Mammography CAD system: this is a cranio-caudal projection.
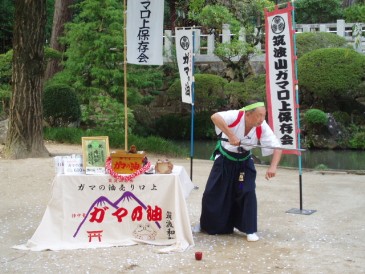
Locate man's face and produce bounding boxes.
[248,107,266,127]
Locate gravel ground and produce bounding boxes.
[1,143,364,273]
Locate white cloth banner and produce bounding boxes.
[175,28,193,104]
[14,166,195,252]
[264,3,299,155]
[127,0,164,65]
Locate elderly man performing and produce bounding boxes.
[199,102,282,242]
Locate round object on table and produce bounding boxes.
[155,159,173,174]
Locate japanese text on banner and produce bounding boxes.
[175,28,193,104]
[127,0,164,65]
[265,3,299,155]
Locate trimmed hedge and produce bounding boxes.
[296,32,348,58]
[43,84,81,127]
[304,109,328,126]
[298,48,365,112]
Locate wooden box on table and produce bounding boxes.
[110,150,146,174]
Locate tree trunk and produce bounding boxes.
[44,0,74,81]
[4,0,48,159]
[169,0,176,32]
[342,0,359,7]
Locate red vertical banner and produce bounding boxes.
[265,2,299,155]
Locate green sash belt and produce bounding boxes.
[210,140,252,162]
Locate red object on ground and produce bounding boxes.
[195,252,203,260]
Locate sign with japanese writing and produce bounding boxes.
[126,0,164,65]
[81,136,110,175]
[264,3,299,155]
[16,167,194,253]
[63,155,84,175]
[175,28,193,104]
[54,155,84,175]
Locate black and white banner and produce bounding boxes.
[265,3,299,155]
[175,28,193,104]
[127,0,164,65]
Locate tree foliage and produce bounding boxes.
[0,0,55,54]
[189,4,241,33]
[0,0,14,53]
[343,4,365,22]
[60,0,125,98]
[0,47,63,116]
[44,0,74,82]
[294,0,344,24]
[187,1,274,81]
[52,0,163,131]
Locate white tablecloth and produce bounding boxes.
[14,166,195,252]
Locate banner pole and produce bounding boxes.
[123,0,128,151]
[292,0,303,210]
[190,30,195,181]
[286,0,316,215]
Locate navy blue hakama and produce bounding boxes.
[200,151,257,235]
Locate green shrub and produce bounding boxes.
[296,32,348,58]
[304,109,328,126]
[332,111,351,125]
[43,127,188,157]
[298,48,365,111]
[349,132,365,150]
[1,48,61,86]
[0,50,13,115]
[130,105,156,137]
[314,164,329,170]
[224,81,248,109]
[81,94,135,132]
[155,114,190,140]
[1,48,64,116]
[155,111,216,140]
[241,75,266,101]
[44,127,84,144]
[44,47,63,61]
[193,74,228,111]
[223,75,266,109]
[0,50,12,85]
[167,73,228,112]
[353,112,365,125]
[128,135,188,157]
[43,84,81,127]
[194,111,216,140]
[0,85,11,116]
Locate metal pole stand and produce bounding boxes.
[286,174,316,215]
[286,208,316,215]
